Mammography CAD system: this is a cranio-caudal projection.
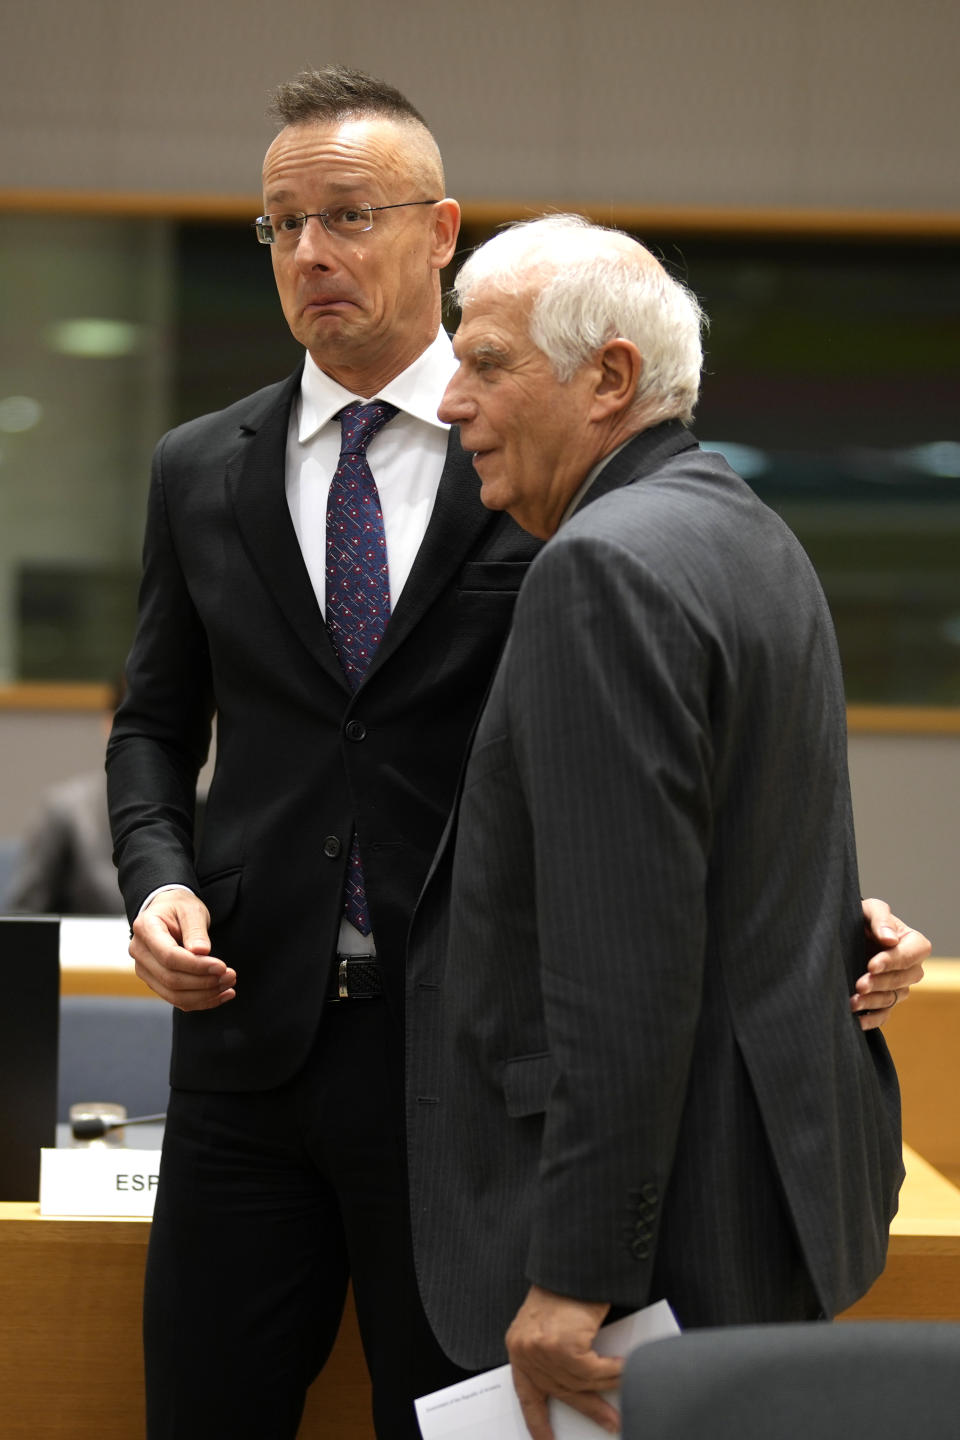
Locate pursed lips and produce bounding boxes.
[302,293,359,315]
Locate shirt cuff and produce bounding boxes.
[137,883,198,918]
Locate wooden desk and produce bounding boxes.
[28,952,957,1434]
[60,964,158,999]
[0,1204,373,1439]
[58,918,157,1001]
[840,1145,960,1321]
[2,1144,958,1436]
[883,959,960,1183]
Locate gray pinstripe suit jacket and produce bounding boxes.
[405,420,903,1371]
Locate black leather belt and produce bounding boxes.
[327,954,383,1002]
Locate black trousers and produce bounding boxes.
[144,996,470,1439]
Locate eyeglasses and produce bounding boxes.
[253,200,439,246]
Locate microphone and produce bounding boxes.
[70,1112,167,1140]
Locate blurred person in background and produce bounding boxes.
[6,679,125,915]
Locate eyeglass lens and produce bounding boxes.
[254,200,437,246]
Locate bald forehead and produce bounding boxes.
[606,231,659,269]
[262,114,443,196]
[533,229,660,278]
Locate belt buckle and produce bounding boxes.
[338,957,350,1000]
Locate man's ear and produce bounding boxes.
[590,338,642,419]
[431,199,462,270]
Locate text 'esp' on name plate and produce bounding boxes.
[39,1148,160,1217]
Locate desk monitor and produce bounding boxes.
[0,916,59,1200]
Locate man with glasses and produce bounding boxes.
[106,65,928,1440]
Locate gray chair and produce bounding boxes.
[57,994,172,1122]
[622,1321,960,1440]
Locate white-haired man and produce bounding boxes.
[405,216,907,1439]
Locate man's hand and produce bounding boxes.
[129,888,236,1010]
[506,1285,622,1439]
[852,897,930,1030]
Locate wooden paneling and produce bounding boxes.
[2,190,959,239]
[2,682,957,735]
[847,708,960,736]
[0,684,113,713]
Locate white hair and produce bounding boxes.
[453,214,706,426]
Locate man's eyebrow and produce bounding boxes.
[469,340,511,363]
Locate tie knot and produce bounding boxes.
[338,400,398,458]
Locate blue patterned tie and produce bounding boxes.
[326,399,398,935]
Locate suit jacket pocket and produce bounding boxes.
[502,1052,556,1119]
[197,866,242,924]
[459,560,530,594]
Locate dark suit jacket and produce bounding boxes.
[405,421,903,1370]
[106,366,539,1091]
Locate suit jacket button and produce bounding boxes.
[631,1239,650,1260]
[345,720,366,742]
[322,836,341,859]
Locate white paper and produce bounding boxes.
[59,915,133,972]
[415,1299,679,1439]
[39,1147,161,1216]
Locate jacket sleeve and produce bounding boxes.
[502,526,713,1304]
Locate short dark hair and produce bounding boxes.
[269,65,429,130]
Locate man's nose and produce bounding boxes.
[293,215,337,270]
[438,372,470,424]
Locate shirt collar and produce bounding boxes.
[560,437,635,527]
[297,327,457,443]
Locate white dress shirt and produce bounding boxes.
[142,329,459,958]
[285,328,458,615]
[288,328,458,955]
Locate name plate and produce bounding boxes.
[39,1148,160,1217]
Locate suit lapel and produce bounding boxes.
[226,367,348,689]
[228,401,494,689]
